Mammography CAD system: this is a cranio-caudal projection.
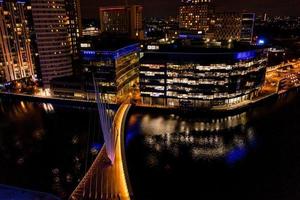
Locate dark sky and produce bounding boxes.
[81,0,299,19]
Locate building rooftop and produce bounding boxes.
[145,41,266,54]
[142,42,267,64]
[79,35,139,51]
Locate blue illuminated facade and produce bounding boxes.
[79,38,140,103]
[81,43,140,61]
[235,50,257,61]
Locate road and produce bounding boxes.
[263,60,300,94]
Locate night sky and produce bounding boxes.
[81,0,299,19]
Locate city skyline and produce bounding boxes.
[81,0,300,19]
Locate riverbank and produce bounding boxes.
[0,87,299,114]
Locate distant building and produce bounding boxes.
[0,0,35,82]
[268,48,286,67]
[51,36,140,103]
[140,43,268,108]
[83,26,100,37]
[240,13,255,43]
[65,0,82,60]
[31,0,73,87]
[214,12,242,42]
[179,0,215,32]
[99,5,144,40]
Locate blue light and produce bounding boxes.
[17,0,27,4]
[113,43,140,59]
[258,39,265,45]
[236,50,256,61]
[125,131,137,146]
[82,50,96,55]
[81,43,140,61]
[179,34,202,40]
[91,143,102,151]
[226,146,247,165]
[179,34,188,39]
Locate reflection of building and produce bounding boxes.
[65,0,82,59]
[215,12,242,42]
[127,111,255,161]
[140,44,267,108]
[240,13,255,43]
[66,36,140,103]
[179,0,215,32]
[99,5,144,40]
[0,0,35,82]
[31,0,73,87]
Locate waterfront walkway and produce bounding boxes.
[70,103,132,200]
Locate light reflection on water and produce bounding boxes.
[140,112,248,134]
[127,112,255,164]
[0,100,101,199]
[125,93,300,200]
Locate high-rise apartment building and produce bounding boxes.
[0,0,35,82]
[214,12,242,41]
[31,0,73,87]
[99,5,144,40]
[240,13,255,43]
[65,0,82,59]
[179,0,215,32]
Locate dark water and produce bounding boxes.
[0,92,299,200]
[0,100,102,199]
[125,92,300,200]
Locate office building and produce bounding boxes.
[179,0,215,32]
[140,43,268,108]
[240,13,255,43]
[51,36,140,103]
[99,5,144,40]
[31,0,73,87]
[0,0,35,82]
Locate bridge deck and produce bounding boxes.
[70,103,132,200]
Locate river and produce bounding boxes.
[0,92,299,199]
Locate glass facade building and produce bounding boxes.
[79,37,140,103]
[140,45,268,108]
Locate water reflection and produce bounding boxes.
[42,103,55,113]
[0,100,102,199]
[145,112,248,133]
[127,112,255,163]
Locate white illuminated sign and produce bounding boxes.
[80,43,91,48]
[147,45,160,50]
